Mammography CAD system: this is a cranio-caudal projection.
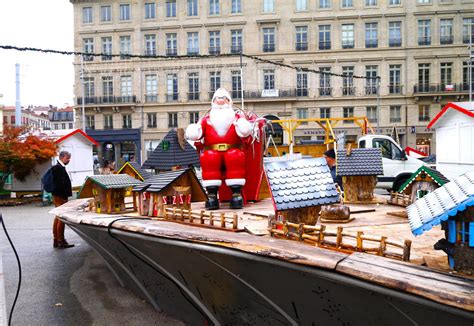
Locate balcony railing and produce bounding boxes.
[390,117,401,123]
[389,85,403,94]
[419,115,431,122]
[463,36,474,44]
[440,36,453,44]
[296,88,308,97]
[187,49,199,55]
[188,92,200,101]
[295,42,308,51]
[144,50,156,57]
[77,95,137,105]
[101,54,113,61]
[365,40,378,48]
[319,87,332,96]
[263,44,275,52]
[232,90,242,99]
[209,46,221,55]
[244,89,296,98]
[418,37,431,46]
[230,45,242,54]
[166,48,178,56]
[389,39,402,47]
[145,95,158,103]
[342,87,355,96]
[319,41,331,50]
[414,83,470,93]
[83,54,94,62]
[120,53,131,60]
[365,86,378,95]
[166,93,179,101]
[341,41,354,49]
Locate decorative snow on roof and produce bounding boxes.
[336,148,383,176]
[407,171,474,236]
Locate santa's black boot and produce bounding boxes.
[205,186,219,210]
[229,186,244,209]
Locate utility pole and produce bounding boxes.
[81,55,86,132]
[15,63,21,127]
[239,51,244,111]
[376,77,381,133]
[469,24,473,104]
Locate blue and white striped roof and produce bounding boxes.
[407,171,474,236]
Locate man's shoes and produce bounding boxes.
[53,240,59,248]
[57,240,75,249]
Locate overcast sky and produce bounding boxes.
[0,1,74,108]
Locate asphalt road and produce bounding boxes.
[0,202,185,326]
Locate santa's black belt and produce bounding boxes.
[204,144,241,151]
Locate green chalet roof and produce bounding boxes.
[78,174,144,198]
[398,166,450,193]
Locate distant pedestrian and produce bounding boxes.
[323,148,343,191]
[51,151,74,249]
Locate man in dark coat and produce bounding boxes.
[51,151,74,249]
[323,148,343,191]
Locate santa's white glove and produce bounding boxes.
[185,123,202,141]
[234,118,252,138]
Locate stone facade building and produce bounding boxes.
[70,0,474,163]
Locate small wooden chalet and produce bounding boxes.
[78,174,143,214]
[264,157,340,225]
[407,171,474,274]
[117,161,153,181]
[142,128,200,172]
[132,168,207,217]
[336,148,383,203]
[398,166,450,203]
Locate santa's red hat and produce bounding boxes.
[211,88,232,105]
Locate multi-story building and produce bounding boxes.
[49,106,75,130]
[70,0,474,164]
[2,106,51,130]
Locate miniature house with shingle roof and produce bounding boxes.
[142,128,200,171]
[117,161,153,181]
[407,171,474,273]
[398,166,450,204]
[264,157,340,225]
[78,174,143,214]
[336,148,383,203]
[132,168,207,217]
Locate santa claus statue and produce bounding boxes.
[185,88,253,210]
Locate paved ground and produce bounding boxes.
[0,203,185,325]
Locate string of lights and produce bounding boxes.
[0,44,380,80]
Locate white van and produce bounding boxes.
[358,135,426,191]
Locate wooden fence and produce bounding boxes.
[387,192,411,207]
[270,221,411,262]
[164,207,240,231]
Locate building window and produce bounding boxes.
[343,107,354,124]
[209,31,221,55]
[210,71,221,97]
[389,0,401,5]
[231,29,243,53]
[341,0,353,8]
[418,63,430,92]
[440,62,453,89]
[366,107,377,123]
[365,22,378,48]
[419,105,430,122]
[297,108,308,125]
[69,123,73,129]
[389,64,402,94]
[388,21,402,47]
[102,76,113,102]
[320,107,330,119]
[440,19,453,44]
[319,0,331,9]
[83,7,93,24]
[121,75,132,99]
[104,114,113,129]
[166,0,177,18]
[119,4,131,21]
[296,0,308,11]
[319,67,331,96]
[123,114,132,129]
[341,24,354,49]
[417,0,431,3]
[232,0,242,14]
[342,66,354,95]
[145,74,158,103]
[189,112,199,124]
[209,0,220,15]
[263,27,275,52]
[296,72,308,96]
[100,5,112,22]
[263,69,275,90]
[120,36,132,59]
[263,0,275,13]
[318,25,331,50]
[83,38,94,61]
[168,113,178,127]
[145,2,156,19]
[418,20,431,45]
[463,18,474,44]
[188,72,200,100]
[390,106,401,123]
[366,0,377,6]
[463,61,474,91]
[147,113,157,128]
[232,71,242,99]
[166,33,178,56]
[84,77,95,100]
[145,34,156,56]
[187,32,199,55]
[365,66,378,95]
[86,116,95,129]
[167,73,178,101]
[187,0,198,16]
[295,26,308,51]
[101,37,112,60]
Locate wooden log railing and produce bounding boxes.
[387,192,411,207]
[164,207,239,231]
[270,221,411,262]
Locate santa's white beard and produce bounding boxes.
[209,103,235,137]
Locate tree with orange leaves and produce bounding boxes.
[0,125,57,190]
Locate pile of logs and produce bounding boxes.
[270,220,411,262]
[387,192,411,207]
[164,207,240,231]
